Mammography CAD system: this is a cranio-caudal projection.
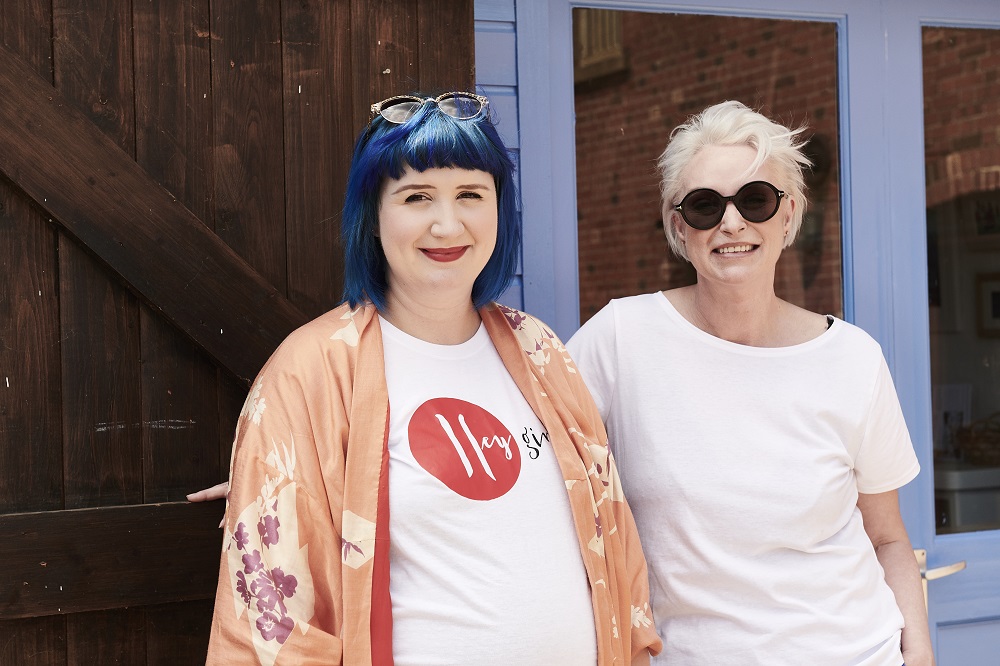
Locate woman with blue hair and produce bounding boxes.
[203,92,661,665]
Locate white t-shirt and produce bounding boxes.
[380,317,597,666]
[567,293,920,666]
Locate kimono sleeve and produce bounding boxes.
[207,346,347,666]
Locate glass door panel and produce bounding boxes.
[573,10,842,322]
[924,26,1000,535]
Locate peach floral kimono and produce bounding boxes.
[206,302,660,665]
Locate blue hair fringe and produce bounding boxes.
[341,100,520,312]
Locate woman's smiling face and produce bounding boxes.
[673,144,794,288]
[378,166,498,309]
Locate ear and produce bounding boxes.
[667,208,686,243]
[670,210,688,245]
[784,196,797,236]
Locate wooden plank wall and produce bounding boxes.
[0,1,474,663]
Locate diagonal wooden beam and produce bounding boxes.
[0,41,309,384]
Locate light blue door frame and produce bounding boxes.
[476,0,1000,660]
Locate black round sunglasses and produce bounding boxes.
[673,180,785,230]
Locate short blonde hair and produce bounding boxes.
[657,101,812,261]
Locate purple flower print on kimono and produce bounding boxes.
[259,514,281,547]
[222,432,315,665]
[256,609,294,644]
[498,303,569,374]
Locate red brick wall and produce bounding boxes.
[923,27,1000,206]
[575,16,1000,325]
[574,13,843,321]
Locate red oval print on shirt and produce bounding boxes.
[408,397,521,500]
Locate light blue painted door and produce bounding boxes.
[502,0,1000,662]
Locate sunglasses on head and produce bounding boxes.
[673,180,785,230]
[370,92,489,124]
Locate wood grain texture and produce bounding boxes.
[0,616,67,665]
[134,0,222,504]
[210,0,287,291]
[58,240,144,509]
[54,0,142,511]
[0,0,54,81]
[0,0,62,518]
[144,600,214,666]
[0,41,309,384]
[65,608,146,665]
[0,186,63,514]
[1,501,224,619]
[351,0,420,130]
[418,0,475,91]
[282,0,352,318]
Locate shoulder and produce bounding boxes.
[490,303,561,345]
[827,317,886,360]
[570,292,661,348]
[258,302,379,382]
[586,292,661,328]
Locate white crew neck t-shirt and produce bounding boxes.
[567,293,919,666]
[380,317,597,666]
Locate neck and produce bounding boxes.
[677,280,784,346]
[381,290,482,344]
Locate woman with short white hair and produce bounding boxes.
[568,100,932,666]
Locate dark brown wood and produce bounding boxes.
[0,3,67,657]
[418,0,476,91]
[133,0,214,227]
[0,616,66,665]
[54,0,143,511]
[139,322,223,502]
[66,609,146,665]
[53,0,135,148]
[1,501,224,619]
[134,0,222,504]
[351,0,420,131]
[282,0,353,318]
[0,40,309,384]
[53,4,149,658]
[58,245,144,508]
[145,600,214,666]
[211,0,287,291]
[0,0,62,519]
[0,0,54,82]
[218,372,248,476]
[0,185,64,514]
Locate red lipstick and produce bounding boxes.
[421,246,468,262]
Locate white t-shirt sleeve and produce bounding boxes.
[854,356,921,494]
[566,303,619,422]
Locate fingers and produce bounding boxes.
[186,481,229,503]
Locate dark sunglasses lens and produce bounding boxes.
[380,101,421,123]
[734,183,779,222]
[438,94,483,119]
[682,190,725,229]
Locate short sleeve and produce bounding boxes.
[854,356,921,494]
[566,303,620,422]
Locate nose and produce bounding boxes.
[430,201,464,237]
[717,200,747,233]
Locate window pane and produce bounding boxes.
[924,26,1000,535]
[573,10,842,322]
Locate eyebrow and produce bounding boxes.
[389,182,492,195]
